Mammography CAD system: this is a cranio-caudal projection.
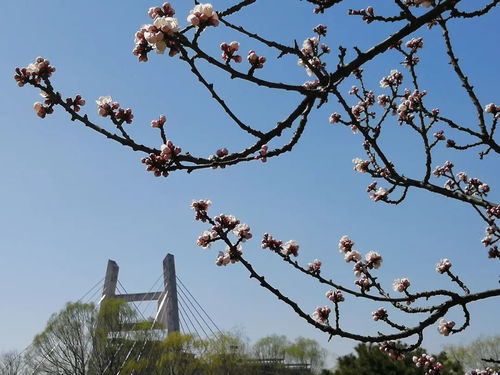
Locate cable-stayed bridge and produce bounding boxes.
[9,253,222,374]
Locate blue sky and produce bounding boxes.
[0,0,498,365]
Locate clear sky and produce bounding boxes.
[0,0,498,366]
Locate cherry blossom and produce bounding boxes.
[312,306,331,324]
[344,250,361,263]
[197,230,218,248]
[355,275,371,291]
[468,368,499,375]
[190,199,212,222]
[215,244,242,266]
[329,113,341,124]
[393,278,411,292]
[380,69,403,88]
[33,102,48,118]
[308,259,322,273]
[365,251,382,269]
[232,223,252,242]
[380,341,404,361]
[435,258,452,274]
[247,50,266,70]
[352,158,370,173]
[213,214,240,231]
[437,319,455,336]
[413,354,444,374]
[370,187,388,201]
[326,290,344,303]
[151,114,167,128]
[338,235,354,253]
[261,233,283,253]
[281,240,299,257]
[160,140,181,160]
[372,308,388,321]
[187,3,219,28]
[221,41,242,63]
[406,37,424,51]
[148,3,175,19]
[255,145,268,162]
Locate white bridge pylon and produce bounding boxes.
[101,253,180,335]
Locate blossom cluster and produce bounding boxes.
[468,369,499,375]
[255,145,269,162]
[308,259,322,274]
[406,37,424,52]
[15,58,61,118]
[14,57,56,87]
[435,258,452,274]
[379,341,404,361]
[488,245,500,259]
[405,0,433,7]
[326,290,344,303]
[208,148,230,169]
[140,140,182,177]
[432,161,454,177]
[133,3,180,61]
[413,354,443,374]
[282,240,300,257]
[338,235,355,253]
[190,201,253,266]
[297,25,329,76]
[220,41,242,64]
[303,79,320,90]
[397,89,427,124]
[151,114,167,128]
[187,3,219,28]
[338,236,385,292]
[437,166,491,201]
[197,230,218,248]
[247,50,266,70]
[33,91,59,118]
[482,224,500,252]
[437,319,455,336]
[216,244,242,266]
[392,277,411,293]
[329,113,342,124]
[190,199,212,222]
[380,69,404,89]
[213,214,240,232]
[233,223,253,242]
[65,95,86,113]
[261,233,283,252]
[96,96,134,124]
[350,90,375,119]
[370,187,388,202]
[261,233,300,257]
[485,103,500,118]
[348,7,375,23]
[372,307,388,321]
[312,306,331,324]
[352,158,370,173]
[141,153,170,177]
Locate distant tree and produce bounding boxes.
[121,332,206,375]
[253,335,290,360]
[332,343,463,375]
[446,335,500,372]
[27,302,96,375]
[285,337,327,372]
[203,332,250,375]
[26,300,157,375]
[0,351,22,375]
[89,299,156,375]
